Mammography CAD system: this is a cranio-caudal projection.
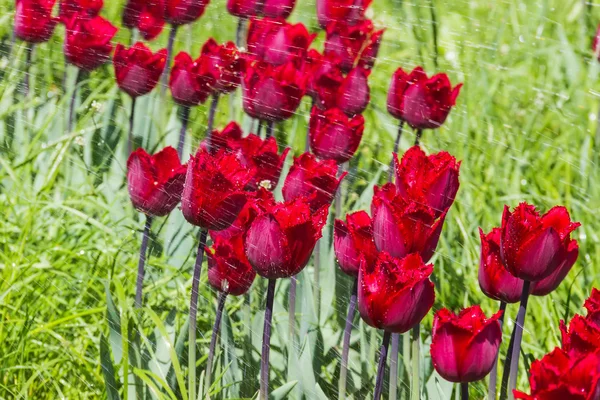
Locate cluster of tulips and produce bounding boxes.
[13,0,600,399]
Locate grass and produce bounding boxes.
[0,0,599,398]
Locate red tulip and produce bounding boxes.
[282,152,346,211]
[15,0,58,44]
[334,210,377,277]
[157,0,210,26]
[500,203,580,282]
[181,149,254,231]
[206,233,256,296]
[247,18,314,67]
[371,183,446,262]
[226,0,261,18]
[242,60,306,122]
[209,190,271,243]
[393,145,460,217]
[430,306,503,383]
[560,314,600,359]
[593,24,600,60]
[513,348,600,400]
[358,252,435,333]
[169,51,214,106]
[59,0,103,20]
[127,146,187,217]
[245,195,328,279]
[305,49,344,109]
[335,67,370,116]
[114,42,167,98]
[262,0,296,19]
[316,0,372,28]
[324,20,383,73]
[200,38,245,94]
[585,289,600,326]
[122,0,165,41]
[531,239,579,296]
[478,228,524,304]
[387,66,462,130]
[63,15,118,71]
[309,106,365,164]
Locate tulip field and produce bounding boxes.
[2,0,600,399]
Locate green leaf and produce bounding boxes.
[100,334,121,400]
[269,380,297,400]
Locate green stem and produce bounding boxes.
[507,281,531,400]
[411,324,420,400]
[389,333,400,400]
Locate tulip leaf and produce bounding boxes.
[269,380,297,400]
[100,333,121,400]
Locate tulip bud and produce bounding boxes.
[114,42,167,98]
[15,0,58,44]
[169,51,214,106]
[309,106,365,164]
[282,152,345,211]
[478,228,524,304]
[393,146,460,217]
[334,211,377,277]
[181,149,254,231]
[336,67,370,116]
[247,18,314,67]
[371,183,446,263]
[584,289,600,326]
[206,234,256,296]
[226,0,262,18]
[500,203,580,282]
[60,0,103,20]
[127,146,187,217]
[122,0,165,41]
[358,252,435,333]
[560,314,600,359]
[161,0,210,26]
[430,306,503,383]
[200,39,245,94]
[63,15,118,71]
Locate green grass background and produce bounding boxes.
[1,0,599,398]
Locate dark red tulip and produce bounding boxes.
[63,15,118,71]
[122,0,165,41]
[245,195,329,279]
[334,211,377,277]
[155,0,210,26]
[242,60,306,122]
[247,18,314,67]
[513,348,600,400]
[309,106,365,164]
[478,228,524,304]
[335,67,370,116]
[585,289,600,326]
[15,0,58,44]
[324,20,383,73]
[127,146,187,217]
[430,306,503,383]
[387,66,462,130]
[226,0,261,18]
[206,233,256,296]
[393,145,460,217]
[316,0,372,28]
[262,0,296,19]
[169,51,214,106]
[282,152,346,211]
[560,314,600,359]
[371,183,446,262]
[358,252,435,333]
[593,24,600,60]
[59,0,103,20]
[531,239,579,296]
[114,42,167,98]
[305,49,344,109]
[181,149,254,231]
[209,190,271,243]
[500,203,580,282]
[200,38,244,94]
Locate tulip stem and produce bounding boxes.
[205,291,227,397]
[373,331,391,400]
[265,120,274,139]
[236,18,246,48]
[260,279,277,400]
[389,121,404,182]
[314,240,321,317]
[414,129,423,146]
[339,278,358,400]
[257,120,263,137]
[335,163,347,219]
[288,275,297,347]
[206,93,220,141]
[128,97,137,155]
[188,229,208,400]
[507,281,531,400]
[410,324,420,400]
[134,215,153,308]
[161,25,178,96]
[177,105,190,159]
[461,382,469,400]
[488,301,506,400]
[499,318,517,400]
[22,43,33,97]
[389,333,400,400]
[429,0,439,70]
[67,69,83,135]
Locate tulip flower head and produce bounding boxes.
[585,289,600,326]
[593,24,600,61]
[358,252,435,333]
[334,210,377,277]
[122,0,165,41]
[15,0,58,44]
[335,67,371,116]
[201,39,245,94]
[59,0,103,20]
[209,190,271,243]
[245,195,329,279]
[227,0,262,18]
[309,106,365,164]
[169,51,214,106]
[324,19,384,73]
[316,0,372,28]
[371,183,446,262]
[206,233,256,296]
[63,14,118,71]
[500,203,580,282]
[305,49,344,109]
[430,306,503,383]
[282,152,346,211]
[155,0,210,26]
[127,146,187,217]
[114,42,167,98]
[262,0,296,19]
[560,314,600,359]
[387,66,462,130]
[530,239,579,296]
[181,149,254,231]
